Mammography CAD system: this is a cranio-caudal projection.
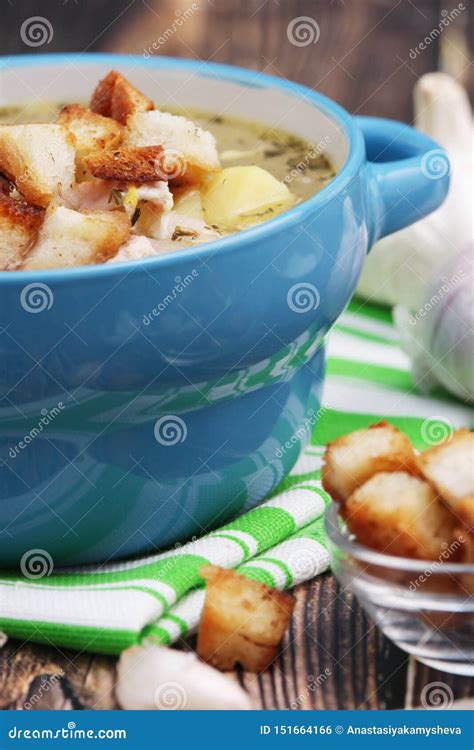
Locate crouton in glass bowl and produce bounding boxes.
[325,502,474,676]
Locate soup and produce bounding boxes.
[0,71,336,271]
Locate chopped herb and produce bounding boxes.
[263,148,285,158]
[109,188,124,206]
[239,209,272,218]
[131,207,141,226]
[172,226,199,241]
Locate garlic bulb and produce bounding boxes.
[115,644,252,710]
[394,244,473,403]
[357,73,473,310]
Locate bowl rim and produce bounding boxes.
[325,502,474,575]
[0,52,365,285]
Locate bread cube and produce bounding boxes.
[345,471,457,560]
[85,145,165,183]
[57,104,123,176]
[125,110,220,185]
[0,124,76,207]
[90,70,154,124]
[197,565,295,672]
[22,205,130,270]
[417,429,474,527]
[322,421,419,503]
[0,194,44,269]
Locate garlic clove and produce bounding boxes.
[414,72,473,154]
[115,644,252,710]
[394,244,474,404]
[357,72,473,310]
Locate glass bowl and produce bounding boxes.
[325,503,474,676]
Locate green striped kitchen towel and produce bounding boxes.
[0,298,471,655]
[0,482,329,654]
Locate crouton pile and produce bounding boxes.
[0,71,221,270]
[322,422,474,571]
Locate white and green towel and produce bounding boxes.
[0,299,471,655]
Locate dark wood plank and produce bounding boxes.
[1,0,473,711]
[0,640,117,710]
[3,573,472,710]
[3,0,462,120]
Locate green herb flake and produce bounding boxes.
[172,226,199,241]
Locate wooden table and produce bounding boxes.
[1,0,473,710]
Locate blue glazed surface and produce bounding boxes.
[0,54,450,565]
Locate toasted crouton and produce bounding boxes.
[322,421,418,504]
[0,195,44,269]
[417,430,474,526]
[345,472,457,560]
[90,70,154,124]
[197,565,295,672]
[125,110,220,185]
[0,124,76,208]
[57,104,123,175]
[22,206,130,270]
[85,145,165,183]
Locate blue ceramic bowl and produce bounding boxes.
[0,54,449,565]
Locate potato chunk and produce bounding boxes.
[172,186,204,219]
[0,195,44,269]
[345,472,457,560]
[322,421,419,503]
[417,429,474,526]
[197,566,295,673]
[0,124,75,207]
[201,166,294,229]
[125,110,220,186]
[22,206,130,270]
[57,104,123,176]
[90,70,154,124]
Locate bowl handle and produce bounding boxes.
[356,115,450,245]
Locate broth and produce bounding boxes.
[0,98,336,270]
[0,102,336,205]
